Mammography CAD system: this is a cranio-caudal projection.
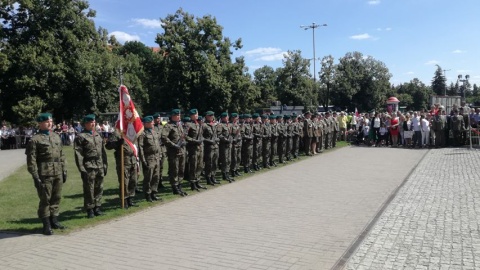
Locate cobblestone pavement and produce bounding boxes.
[0,147,426,270]
[346,148,480,270]
[0,149,25,182]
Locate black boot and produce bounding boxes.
[190,182,199,192]
[145,193,153,202]
[172,185,179,195]
[248,166,255,173]
[234,170,242,176]
[230,170,235,178]
[87,209,95,218]
[94,207,103,216]
[123,199,129,209]
[206,176,215,186]
[212,176,220,184]
[50,216,66,229]
[177,185,188,196]
[244,167,249,174]
[41,217,53,235]
[151,192,161,201]
[196,182,207,190]
[127,197,136,207]
[222,172,229,181]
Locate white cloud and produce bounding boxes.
[109,31,140,43]
[368,0,381,5]
[452,49,466,54]
[385,27,392,31]
[244,47,286,62]
[350,33,373,40]
[424,60,439,65]
[406,71,415,75]
[131,18,163,29]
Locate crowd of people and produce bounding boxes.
[22,102,480,235]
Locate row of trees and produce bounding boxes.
[1,1,478,126]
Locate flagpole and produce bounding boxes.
[118,68,125,209]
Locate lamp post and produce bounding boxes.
[443,69,450,96]
[300,23,327,82]
[457,74,470,101]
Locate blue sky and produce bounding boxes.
[90,0,480,87]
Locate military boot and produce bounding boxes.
[177,184,188,197]
[94,207,103,216]
[212,176,220,184]
[145,193,153,202]
[50,216,66,229]
[87,209,95,218]
[244,167,249,174]
[230,170,235,178]
[206,176,215,186]
[151,192,161,201]
[190,182,199,192]
[41,217,53,235]
[248,166,255,173]
[196,181,207,190]
[234,170,242,176]
[127,197,136,207]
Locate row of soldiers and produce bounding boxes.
[26,110,342,235]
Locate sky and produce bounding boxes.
[89,0,480,87]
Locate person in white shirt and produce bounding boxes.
[411,112,422,148]
[421,114,430,147]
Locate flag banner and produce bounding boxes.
[115,85,144,155]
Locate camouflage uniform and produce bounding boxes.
[153,122,167,188]
[241,116,254,173]
[185,118,206,190]
[251,116,263,170]
[230,120,242,176]
[161,119,188,196]
[202,116,219,185]
[262,117,272,168]
[303,114,314,155]
[138,127,162,200]
[217,117,234,181]
[276,117,287,163]
[74,129,108,214]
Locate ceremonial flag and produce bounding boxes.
[116,85,143,156]
[355,107,359,117]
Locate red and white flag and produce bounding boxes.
[355,107,359,117]
[115,85,144,156]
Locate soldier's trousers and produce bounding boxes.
[142,158,160,195]
[292,136,299,157]
[318,135,324,152]
[270,137,278,163]
[116,161,137,198]
[36,175,63,218]
[434,130,445,147]
[242,142,253,168]
[332,131,338,147]
[285,137,292,159]
[304,137,312,155]
[252,139,262,166]
[82,168,104,210]
[277,138,286,162]
[262,139,270,166]
[219,143,231,173]
[324,133,330,149]
[452,130,462,146]
[167,148,185,186]
[204,145,218,178]
[230,145,241,172]
[187,146,202,182]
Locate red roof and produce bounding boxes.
[387,97,400,103]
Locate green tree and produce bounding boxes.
[275,50,315,109]
[431,65,447,96]
[318,55,335,109]
[401,78,432,111]
[253,66,277,107]
[12,96,46,127]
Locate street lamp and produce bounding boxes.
[300,23,327,82]
[457,74,470,101]
[443,69,450,96]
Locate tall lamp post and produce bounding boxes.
[300,23,327,82]
[457,74,470,101]
[443,69,450,96]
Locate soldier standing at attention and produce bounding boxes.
[137,115,162,202]
[26,113,67,235]
[261,114,272,169]
[74,114,108,218]
[185,109,207,192]
[230,113,242,177]
[106,130,138,208]
[251,113,263,171]
[332,112,340,147]
[276,115,287,163]
[217,112,234,182]
[202,111,220,186]
[162,109,188,196]
[153,113,166,189]
[284,115,293,161]
[241,113,254,173]
[291,114,301,159]
[269,115,279,167]
[303,111,314,156]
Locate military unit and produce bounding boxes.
[25,110,342,235]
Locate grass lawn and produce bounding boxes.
[0,140,348,234]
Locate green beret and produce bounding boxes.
[269,114,276,119]
[198,116,204,121]
[304,111,311,115]
[83,114,96,123]
[238,114,245,119]
[205,111,214,116]
[171,109,181,116]
[189,108,198,115]
[221,112,228,117]
[261,114,268,119]
[244,113,252,118]
[292,113,297,117]
[36,113,52,123]
[142,115,154,123]
[230,113,238,118]
[283,115,290,119]
[153,112,161,118]
[252,113,260,118]
[276,115,283,119]
[182,116,191,122]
